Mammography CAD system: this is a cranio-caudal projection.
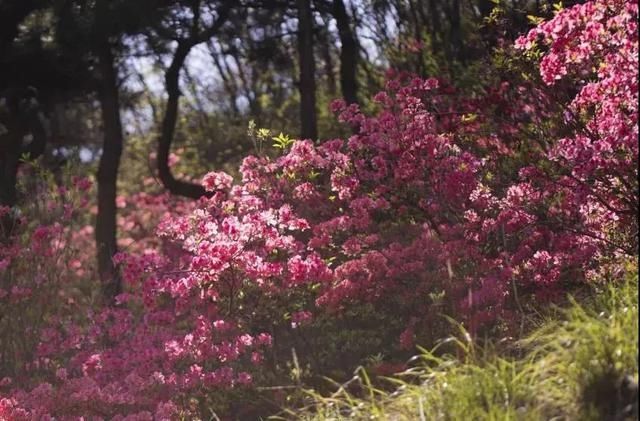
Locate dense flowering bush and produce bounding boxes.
[157,0,637,343]
[0,169,93,378]
[0,187,274,418]
[1,0,637,418]
[504,0,638,291]
[515,0,638,246]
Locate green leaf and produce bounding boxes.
[272,132,294,149]
[527,15,544,25]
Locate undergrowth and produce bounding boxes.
[277,268,639,421]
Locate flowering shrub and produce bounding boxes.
[1,0,637,417]
[498,0,638,295]
[0,168,93,379]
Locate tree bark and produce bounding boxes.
[447,0,465,63]
[332,0,358,105]
[297,0,317,140]
[95,42,123,303]
[0,87,48,236]
[157,42,209,199]
[427,0,443,56]
[156,2,232,199]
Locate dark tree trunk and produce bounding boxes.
[0,87,48,235]
[447,0,465,63]
[427,0,443,55]
[157,42,209,199]
[95,42,123,303]
[0,135,21,238]
[156,2,232,199]
[0,102,24,210]
[332,0,359,105]
[297,0,317,140]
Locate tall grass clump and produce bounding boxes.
[278,269,638,421]
[527,270,638,420]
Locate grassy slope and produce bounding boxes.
[278,272,638,421]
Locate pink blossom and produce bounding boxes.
[202,171,233,191]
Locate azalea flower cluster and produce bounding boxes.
[1,0,636,417]
[157,0,636,343]
[1,196,273,419]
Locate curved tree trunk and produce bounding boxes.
[96,42,123,303]
[156,1,232,199]
[157,42,209,199]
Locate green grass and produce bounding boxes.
[275,273,638,421]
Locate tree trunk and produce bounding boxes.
[332,0,359,105]
[95,42,123,303]
[297,0,317,140]
[0,100,24,210]
[447,0,465,63]
[427,0,443,57]
[156,2,232,199]
[0,87,47,236]
[157,42,209,199]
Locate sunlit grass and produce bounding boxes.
[276,271,638,420]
